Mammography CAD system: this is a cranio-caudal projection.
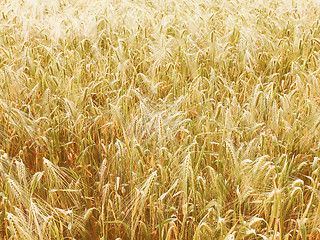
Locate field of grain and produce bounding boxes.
[1,0,320,239]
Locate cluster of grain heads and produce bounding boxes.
[0,153,85,239]
[131,170,157,239]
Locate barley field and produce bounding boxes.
[1,0,320,239]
